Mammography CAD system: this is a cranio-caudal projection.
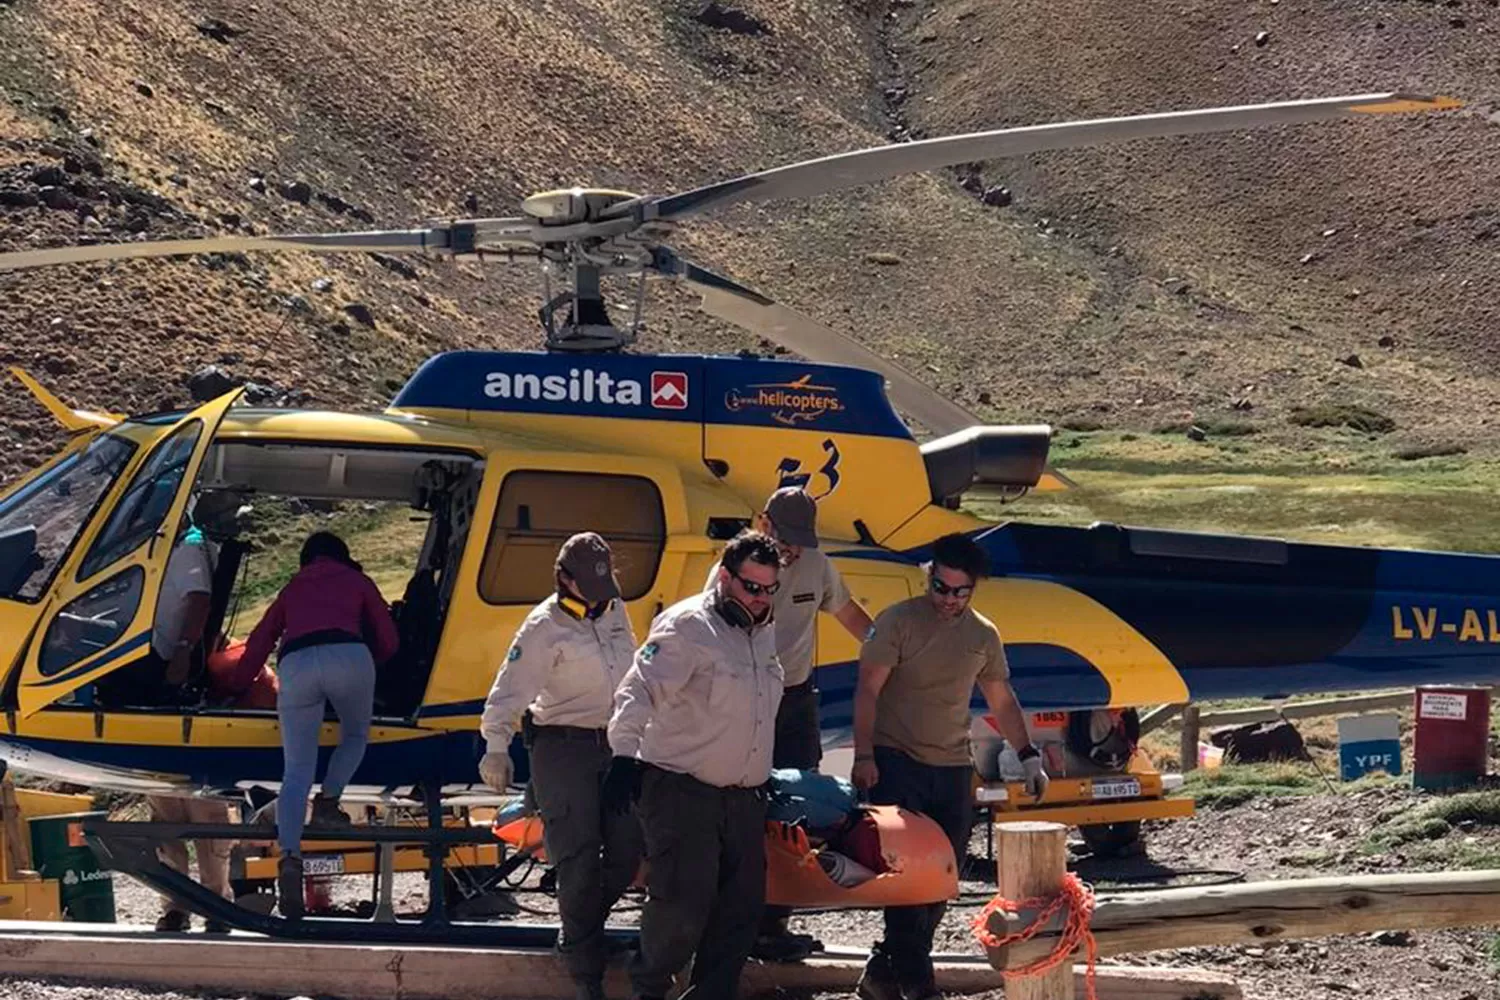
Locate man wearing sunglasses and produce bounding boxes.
[850,532,1046,1000]
[703,486,873,960]
[607,531,786,1000]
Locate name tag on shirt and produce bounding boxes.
[792,592,816,605]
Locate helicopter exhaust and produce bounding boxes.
[921,425,1060,506]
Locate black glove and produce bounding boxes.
[602,756,643,815]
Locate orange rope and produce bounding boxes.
[970,873,1099,1000]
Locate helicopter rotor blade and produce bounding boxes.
[651,246,977,437]
[610,92,1461,225]
[0,219,540,272]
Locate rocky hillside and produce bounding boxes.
[1,0,1497,484]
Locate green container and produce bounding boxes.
[29,810,116,922]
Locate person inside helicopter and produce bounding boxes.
[93,487,255,709]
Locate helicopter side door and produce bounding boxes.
[11,389,245,717]
[0,426,143,697]
[417,451,701,718]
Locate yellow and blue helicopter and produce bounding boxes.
[0,90,1479,822]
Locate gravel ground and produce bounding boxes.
[13,781,1500,999]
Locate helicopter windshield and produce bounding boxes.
[0,431,138,601]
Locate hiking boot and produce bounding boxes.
[857,950,904,1000]
[154,909,190,932]
[855,974,904,1000]
[902,981,943,1000]
[309,793,351,827]
[203,917,231,935]
[277,854,304,920]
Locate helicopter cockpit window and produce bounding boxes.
[37,566,145,677]
[479,470,666,605]
[0,432,137,601]
[76,419,204,582]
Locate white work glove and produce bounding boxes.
[1021,752,1049,800]
[479,751,513,792]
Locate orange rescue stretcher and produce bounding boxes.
[494,803,959,909]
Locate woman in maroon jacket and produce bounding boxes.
[240,530,399,919]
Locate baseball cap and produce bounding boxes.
[556,532,620,604]
[764,487,819,549]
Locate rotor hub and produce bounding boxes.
[520,188,640,226]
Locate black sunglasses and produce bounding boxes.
[733,571,781,597]
[929,574,974,598]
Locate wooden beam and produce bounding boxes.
[0,926,1242,999]
[985,869,1500,967]
[1196,691,1417,728]
[1137,704,1184,737]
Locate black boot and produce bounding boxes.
[856,949,904,1000]
[309,792,351,827]
[277,854,304,920]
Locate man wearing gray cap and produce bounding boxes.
[479,532,643,1000]
[705,487,873,959]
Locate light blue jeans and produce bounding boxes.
[275,642,375,855]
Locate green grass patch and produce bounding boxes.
[971,433,1500,554]
[1366,790,1500,848]
[1176,762,1320,810]
[1290,404,1395,434]
[1152,419,1258,437]
[1394,442,1468,461]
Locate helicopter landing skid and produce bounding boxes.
[79,784,639,948]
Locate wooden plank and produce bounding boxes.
[1137,704,1184,737]
[987,869,1500,966]
[0,926,1241,999]
[1197,690,1419,728]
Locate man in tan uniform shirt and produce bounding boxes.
[851,532,1048,1000]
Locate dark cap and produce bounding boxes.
[557,532,620,604]
[764,487,819,549]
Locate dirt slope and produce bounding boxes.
[889,0,1500,447]
[1,0,1497,486]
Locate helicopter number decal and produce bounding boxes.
[776,437,841,499]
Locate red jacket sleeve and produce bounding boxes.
[237,591,287,684]
[361,575,401,666]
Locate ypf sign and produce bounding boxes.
[1337,713,1401,781]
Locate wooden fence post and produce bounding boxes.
[996,820,1073,1000]
[1179,705,1200,773]
[0,763,33,880]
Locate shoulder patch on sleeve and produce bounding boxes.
[506,645,522,662]
[863,623,877,642]
[640,641,659,662]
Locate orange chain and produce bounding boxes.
[970,873,1099,1000]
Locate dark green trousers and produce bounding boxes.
[530,727,644,985]
[630,765,768,999]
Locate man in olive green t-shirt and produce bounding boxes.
[850,533,1048,1000]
